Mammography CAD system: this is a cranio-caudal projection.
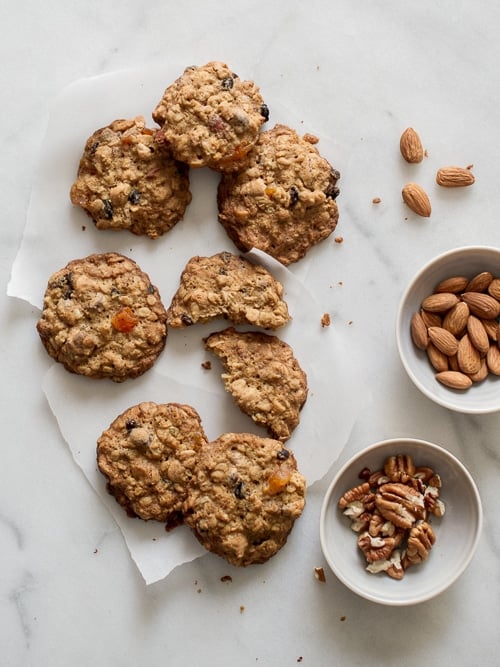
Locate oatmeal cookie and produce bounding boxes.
[204,327,308,442]
[166,251,290,329]
[183,432,306,566]
[36,252,167,382]
[152,61,269,172]
[70,116,191,238]
[97,402,208,525]
[217,124,340,265]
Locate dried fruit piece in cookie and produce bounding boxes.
[36,252,167,381]
[183,432,306,566]
[217,124,340,265]
[166,251,291,330]
[97,402,208,525]
[70,116,191,238]
[204,327,308,442]
[152,61,268,172]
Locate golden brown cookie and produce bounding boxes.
[183,432,306,566]
[152,61,269,172]
[166,251,290,329]
[204,327,308,442]
[36,252,167,382]
[97,402,208,526]
[217,124,340,265]
[70,116,191,238]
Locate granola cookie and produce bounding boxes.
[166,251,290,329]
[183,432,306,566]
[152,61,269,172]
[36,252,167,382]
[217,124,340,265]
[204,327,308,442]
[97,402,208,525]
[70,116,191,238]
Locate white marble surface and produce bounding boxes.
[2,1,500,665]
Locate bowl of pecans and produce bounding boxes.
[319,438,482,605]
[396,246,500,413]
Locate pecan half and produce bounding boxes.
[375,482,426,530]
[403,521,436,568]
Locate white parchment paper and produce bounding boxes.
[8,65,364,583]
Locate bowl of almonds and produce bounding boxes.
[396,246,500,413]
[320,438,482,605]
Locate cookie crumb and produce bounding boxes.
[321,313,331,328]
[340,615,346,622]
[81,225,86,231]
[314,566,326,582]
[297,658,303,663]
[220,575,233,583]
[239,605,245,614]
[334,236,344,244]
[93,548,98,554]
[201,360,212,370]
[372,197,381,204]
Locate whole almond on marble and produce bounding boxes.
[421,292,459,313]
[427,343,449,372]
[486,344,500,375]
[457,334,481,375]
[428,326,459,356]
[435,370,473,390]
[400,127,424,163]
[461,292,500,319]
[466,315,490,356]
[434,275,469,294]
[436,166,475,187]
[410,311,429,350]
[442,301,470,336]
[465,271,493,293]
[487,278,500,301]
[402,183,431,217]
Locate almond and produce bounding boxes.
[468,358,488,383]
[481,318,499,341]
[466,315,490,356]
[426,344,449,372]
[461,292,500,319]
[457,334,481,375]
[436,166,475,187]
[442,301,469,336]
[410,311,429,350]
[402,183,431,217]
[421,292,459,313]
[400,127,424,163]
[434,275,469,294]
[420,309,442,328]
[435,370,472,390]
[427,326,459,356]
[448,354,460,372]
[465,271,493,293]
[487,278,500,301]
[487,345,500,375]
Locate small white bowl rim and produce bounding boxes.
[319,438,483,606]
[396,245,500,414]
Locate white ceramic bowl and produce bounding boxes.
[320,438,482,606]
[396,246,500,413]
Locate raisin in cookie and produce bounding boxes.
[36,252,167,382]
[97,402,208,526]
[183,432,306,566]
[70,116,191,238]
[152,62,269,172]
[204,327,308,442]
[166,251,290,329]
[217,124,340,265]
